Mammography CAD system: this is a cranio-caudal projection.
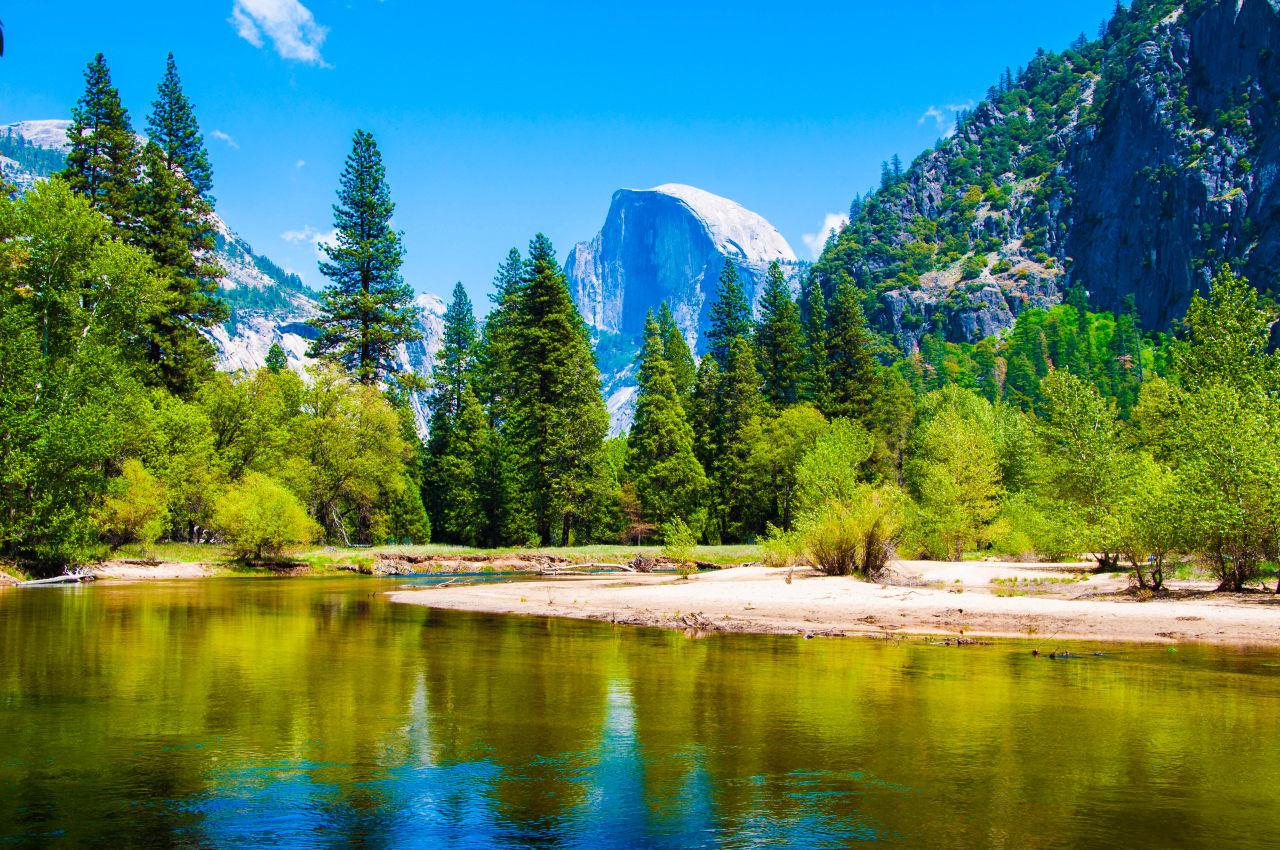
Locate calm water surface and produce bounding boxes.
[1,578,1277,848]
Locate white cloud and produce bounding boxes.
[295,159,306,168]
[918,101,974,136]
[229,0,330,67]
[211,129,239,149]
[282,225,338,260]
[802,213,849,261]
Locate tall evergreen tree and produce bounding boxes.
[146,54,213,199]
[799,273,830,407]
[754,261,805,408]
[656,301,696,402]
[710,337,764,541]
[507,234,609,545]
[134,141,227,396]
[627,311,707,531]
[265,343,288,374]
[826,277,881,425]
[61,53,140,231]
[706,258,751,370]
[308,130,421,386]
[473,248,524,427]
[424,282,478,535]
[433,282,477,420]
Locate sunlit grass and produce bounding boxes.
[104,541,763,570]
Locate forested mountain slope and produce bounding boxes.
[812,0,1280,351]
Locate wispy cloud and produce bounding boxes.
[230,0,330,67]
[802,213,849,261]
[210,129,239,149]
[282,225,337,260]
[918,101,974,136]
[295,159,306,168]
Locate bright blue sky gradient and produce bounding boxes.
[1,0,1119,307]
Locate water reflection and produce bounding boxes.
[0,579,1276,848]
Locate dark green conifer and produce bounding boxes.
[134,141,228,396]
[799,274,830,408]
[826,278,881,426]
[61,53,140,230]
[146,54,213,199]
[656,301,696,402]
[627,311,706,530]
[754,261,805,408]
[265,342,288,374]
[434,281,477,419]
[507,234,609,545]
[706,258,750,370]
[308,130,421,385]
[473,248,523,427]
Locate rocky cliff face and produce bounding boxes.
[567,184,800,353]
[814,0,1280,349]
[1065,0,1280,327]
[567,184,800,433]
[3,120,445,431]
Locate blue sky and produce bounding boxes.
[1,0,1119,308]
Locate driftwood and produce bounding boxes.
[19,573,95,587]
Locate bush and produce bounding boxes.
[94,460,169,549]
[961,254,988,281]
[801,487,907,578]
[660,517,698,578]
[213,473,319,561]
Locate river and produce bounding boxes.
[0,578,1276,847]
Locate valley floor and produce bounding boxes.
[389,562,1280,647]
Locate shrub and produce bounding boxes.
[213,473,319,561]
[961,254,988,281]
[660,517,696,561]
[801,486,907,578]
[94,460,170,549]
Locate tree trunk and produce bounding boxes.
[560,513,571,548]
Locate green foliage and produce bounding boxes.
[60,53,140,230]
[213,472,319,560]
[505,234,610,545]
[800,486,908,577]
[908,402,1003,560]
[146,53,213,199]
[308,130,421,386]
[706,259,750,370]
[264,343,288,374]
[754,261,805,407]
[745,405,827,532]
[659,516,697,567]
[94,459,169,549]
[627,312,707,533]
[795,418,873,516]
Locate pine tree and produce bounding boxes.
[627,312,706,530]
[507,234,609,545]
[473,248,523,427]
[146,54,213,199]
[265,343,288,374]
[826,278,881,426]
[434,282,477,420]
[431,386,491,545]
[61,53,140,231]
[308,130,421,386]
[656,301,696,402]
[711,337,764,541]
[134,141,228,396]
[754,261,805,408]
[799,274,830,408]
[706,258,750,370]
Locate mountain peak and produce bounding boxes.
[631,183,797,265]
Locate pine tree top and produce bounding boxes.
[147,53,214,201]
[707,258,750,370]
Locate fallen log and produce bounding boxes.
[19,573,95,587]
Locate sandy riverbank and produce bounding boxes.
[389,562,1280,646]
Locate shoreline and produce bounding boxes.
[388,563,1280,647]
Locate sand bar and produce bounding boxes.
[389,562,1280,646]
